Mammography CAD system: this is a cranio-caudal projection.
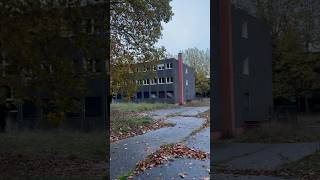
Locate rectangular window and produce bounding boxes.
[166,63,173,69]
[166,91,174,99]
[185,68,188,74]
[143,79,150,85]
[82,18,95,34]
[144,92,150,99]
[151,91,157,98]
[242,21,248,38]
[166,77,174,84]
[242,58,249,75]
[137,92,142,99]
[186,80,189,86]
[244,92,250,110]
[159,91,166,98]
[23,101,38,118]
[158,77,165,84]
[157,64,165,70]
[85,97,102,117]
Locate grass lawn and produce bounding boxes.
[0,130,106,160]
[110,102,176,142]
[0,131,107,178]
[111,102,174,112]
[282,150,320,178]
[110,110,175,142]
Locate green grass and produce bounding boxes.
[111,102,173,112]
[0,130,106,160]
[111,115,154,133]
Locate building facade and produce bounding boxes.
[114,53,196,104]
[1,1,107,131]
[212,3,273,137]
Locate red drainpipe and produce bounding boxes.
[178,53,185,105]
[220,0,236,135]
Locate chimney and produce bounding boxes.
[178,53,185,105]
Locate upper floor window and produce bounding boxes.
[158,77,165,84]
[242,21,248,38]
[82,18,95,34]
[185,68,188,74]
[166,63,173,69]
[186,80,189,86]
[166,77,174,84]
[157,64,165,70]
[242,58,249,75]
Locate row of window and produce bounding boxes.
[137,77,174,85]
[134,63,173,73]
[22,97,102,118]
[136,91,174,99]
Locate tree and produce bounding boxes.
[180,48,210,95]
[0,1,104,120]
[110,0,173,98]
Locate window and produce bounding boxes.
[166,63,173,69]
[242,21,248,38]
[1,59,8,77]
[23,101,38,118]
[158,77,165,84]
[85,97,102,117]
[154,78,158,84]
[157,64,165,70]
[144,92,150,99]
[144,79,149,85]
[166,91,174,99]
[244,92,250,110]
[166,77,174,84]
[137,92,142,99]
[185,68,188,74]
[151,91,157,98]
[83,18,95,34]
[159,91,166,98]
[242,58,249,75]
[186,80,189,86]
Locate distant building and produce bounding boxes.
[114,53,196,104]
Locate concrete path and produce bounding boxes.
[212,174,298,180]
[110,106,209,179]
[212,142,320,170]
[137,128,210,180]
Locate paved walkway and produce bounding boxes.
[212,142,319,170]
[137,128,210,180]
[110,106,209,179]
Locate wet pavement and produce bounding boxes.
[212,142,320,170]
[110,106,209,179]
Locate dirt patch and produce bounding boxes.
[0,151,106,178]
[134,143,209,174]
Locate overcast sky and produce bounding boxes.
[156,0,210,55]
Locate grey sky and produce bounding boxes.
[156,0,210,55]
